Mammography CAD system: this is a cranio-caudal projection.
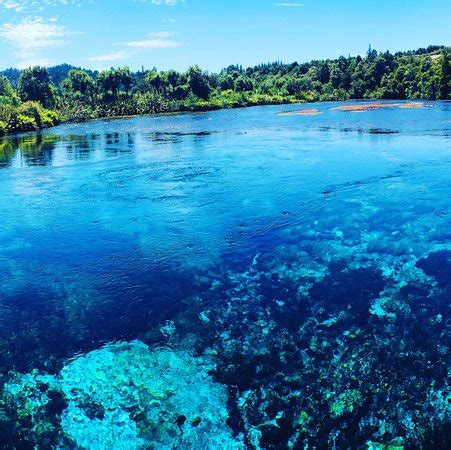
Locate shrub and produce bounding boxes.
[58,98,97,122]
[0,104,15,124]
[18,101,46,128]
[7,114,38,133]
[16,101,60,130]
[41,109,61,127]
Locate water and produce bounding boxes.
[0,101,449,448]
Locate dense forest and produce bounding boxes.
[0,45,450,136]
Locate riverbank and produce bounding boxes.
[0,97,434,139]
[0,95,297,138]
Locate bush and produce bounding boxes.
[16,101,60,130]
[0,103,14,123]
[0,101,59,136]
[41,109,61,127]
[5,113,38,133]
[0,95,18,108]
[58,98,97,122]
[18,101,46,128]
[0,120,7,136]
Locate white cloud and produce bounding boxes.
[148,31,176,39]
[0,17,74,67]
[135,0,184,4]
[0,0,85,13]
[87,31,183,62]
[0,0,26,12]
[87,31,182,65]
[274,2,304,6]
[0,0,184,12]
[120,39,181,49]
[118,30,181,49]
[87,50,132,62]
[0,17,71,49]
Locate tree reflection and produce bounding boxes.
[104,132,135,157]
[18,134,58,166]
[0,130,138,167]
[0,139,15,167]
[66,134,98,161]
[0,133,61,167]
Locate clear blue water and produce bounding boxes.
[0,101,450,447]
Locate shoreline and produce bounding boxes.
[0,98,437,140]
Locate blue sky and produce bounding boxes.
[0,0,450,71]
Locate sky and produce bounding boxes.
[0,0,450,72]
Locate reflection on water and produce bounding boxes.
[1,100,448,169]
[0,140,15,167]
[0,128,220,167]
[19,134,57,166]
[0,134,58,167]
[0,132,140,167]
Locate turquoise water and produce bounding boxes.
[0,101,450,448]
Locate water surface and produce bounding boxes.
[0,101,450,448]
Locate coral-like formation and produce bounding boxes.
[3,341,243,449]
[186,206,451,448]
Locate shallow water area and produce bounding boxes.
[0,101,450,448]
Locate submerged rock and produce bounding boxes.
[3,340,243,449]
[329,389,363,417]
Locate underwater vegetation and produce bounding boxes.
[2,234,449,448]
[193,239,450,448]
[3,341,242,448]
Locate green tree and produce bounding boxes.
[366,45,378,62]
[330,67,342,89]
[218,74,234,90]
[164,70,180,98]
[234,75,253,92]
[0,76,19,106]
[318,63,330,84]
[98,67,134,97]
[62,70,97,102]
[144,71,166,94]
[17,66,56,108]
[118,67,134,95]
[98,69,120,96]
[286,78,303,96]
[439,50,450,99]
[187,65,211,99]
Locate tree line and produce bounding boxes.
[1,45,449,136]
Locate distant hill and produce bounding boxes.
[1,68,21,88]
[1,64,98,87]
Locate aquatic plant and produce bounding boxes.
[329,389,363,417]
[190,219,450,448]
[3,340,243,448]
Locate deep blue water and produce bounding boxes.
[0,101,450,448]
